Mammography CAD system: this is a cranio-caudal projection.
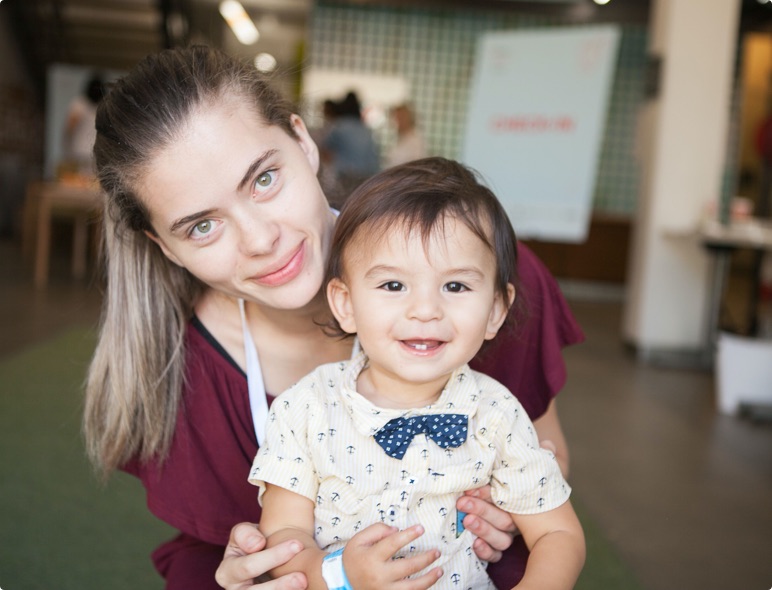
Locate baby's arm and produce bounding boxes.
[511,500,586,590]
[259,484,324,585]
[260,484,443,590]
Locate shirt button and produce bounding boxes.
[387,505,399,522]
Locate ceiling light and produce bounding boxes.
[255,53,277,73]
[219,0,259,45]
[594,0,611,4]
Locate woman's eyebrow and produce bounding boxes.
[170,209,217,234]
[237,149,278,191]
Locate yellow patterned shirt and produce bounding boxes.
[249,353,570,589]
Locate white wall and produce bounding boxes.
[623,0,741,353]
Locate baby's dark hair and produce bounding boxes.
[324,156,519,337]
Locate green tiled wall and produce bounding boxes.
[307,4,649,216]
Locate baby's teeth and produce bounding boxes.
[415,343,427,350]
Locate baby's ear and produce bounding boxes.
[484,283,515,340]
[327,278,357,334]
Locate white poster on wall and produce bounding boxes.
[462,26,620,242]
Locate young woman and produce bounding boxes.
[83,46,583,590]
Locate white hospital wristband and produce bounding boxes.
[321,548,353,590]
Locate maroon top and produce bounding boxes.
[122,243,584,589]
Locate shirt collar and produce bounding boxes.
[337,353,481,438]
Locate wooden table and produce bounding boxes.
[26,180,103,288]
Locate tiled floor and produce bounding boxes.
[2,236,771,590]
[558,299,772,590]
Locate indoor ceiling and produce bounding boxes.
[5,0,772,103]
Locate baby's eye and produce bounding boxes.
[253,170,276,192]
[190,219,217,239]
[444,282,469,293]
[379,281,405,292]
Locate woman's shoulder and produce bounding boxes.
[186,316,246,382]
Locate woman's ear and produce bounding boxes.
[327,277,357,334]
[144,230,183,267]
[290,114,320,175]
[484,283,516,340]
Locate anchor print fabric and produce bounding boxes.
[249,353,570,589]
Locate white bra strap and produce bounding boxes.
[240,298,361,447]
[239,299,269,447]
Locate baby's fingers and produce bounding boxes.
[348,522,400,549]
[394,566,443,590]
[373,524,427,559]
[388,549,442,581]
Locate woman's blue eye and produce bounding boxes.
[254,170,275,190]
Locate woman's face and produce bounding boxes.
[138,98,336,311]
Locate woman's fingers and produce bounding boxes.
[457,492,516,556]
[250,572,308,590]
[469,536,502,563]
[216,536,305,590]
[459,489,517,535]
[228,522,268,556]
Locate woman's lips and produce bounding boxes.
[252,243,305,287]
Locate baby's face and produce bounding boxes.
[329,216,510,401]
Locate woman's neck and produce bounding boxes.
[244,290,332,338]
[196,286,330,336]
[196,288,352,393]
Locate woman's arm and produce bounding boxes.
[215,524,307,590]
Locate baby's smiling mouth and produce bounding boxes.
[403,339,443,351]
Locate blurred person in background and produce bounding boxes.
[61,73,105,177]
[319,91,380,207]
[384,103,427,168]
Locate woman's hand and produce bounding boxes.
[215,522,308,590]
[456,487,517,563]
[343,523,442,590]
[457,439,562,563]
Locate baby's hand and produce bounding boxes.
[342,523,442,590]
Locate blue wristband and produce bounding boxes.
[321,548,353,590]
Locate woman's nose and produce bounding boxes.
[237,216,280,256]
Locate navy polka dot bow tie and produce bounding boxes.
[373,414,468,460]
